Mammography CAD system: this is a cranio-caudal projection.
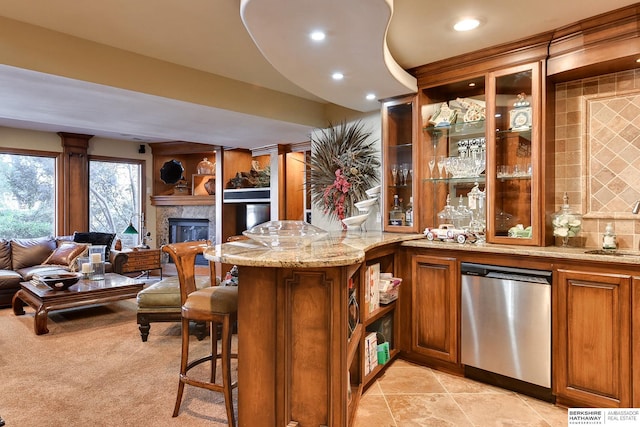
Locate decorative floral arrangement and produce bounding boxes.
[308,120,380,222]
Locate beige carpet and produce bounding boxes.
[0,300,237,427]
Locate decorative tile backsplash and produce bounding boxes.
[555,69,640,249]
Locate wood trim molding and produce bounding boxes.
[410,33,552,87]
[58,132,92,234]
[547,4,640,80]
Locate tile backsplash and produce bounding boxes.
[555,69,640,249]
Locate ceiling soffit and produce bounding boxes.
[240,0,417,113]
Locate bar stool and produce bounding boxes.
[162,241,238,426]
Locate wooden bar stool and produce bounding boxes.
[162,241,238,426]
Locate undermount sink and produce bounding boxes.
[584,249,639,257]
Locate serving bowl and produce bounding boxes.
[34,272,82,290]
[341,213,370,231]
[354,197,378,212]
[365,185,381,197]
[243,220,328,250]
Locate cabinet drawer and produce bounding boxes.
[122,250,161,272]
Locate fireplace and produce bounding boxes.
[168,218,210,265]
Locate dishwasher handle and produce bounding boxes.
[460,262,552,283]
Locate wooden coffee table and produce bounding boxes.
[12,273,144,335]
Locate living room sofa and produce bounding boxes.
[0,232,128,307]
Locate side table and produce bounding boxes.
[120,248,162,278]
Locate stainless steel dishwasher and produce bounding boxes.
[461,262,552,399]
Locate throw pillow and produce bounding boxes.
[44,242,88,270]
[73,232,116,260]
[10,237,57,270]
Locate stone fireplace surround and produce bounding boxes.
[155,205,215,262]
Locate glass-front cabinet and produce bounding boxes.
[420,76,487,239]
[415,61,544,245]
[486,63,542,245]
[382,96,418,232]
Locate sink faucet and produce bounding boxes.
[633,200,640,214]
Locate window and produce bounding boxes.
[0,151,57,239]
[89,158,144,245]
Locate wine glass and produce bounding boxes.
[428,157,436,179]
[437,156,447,179]
[391,164,398,186]
[401,164,409,186]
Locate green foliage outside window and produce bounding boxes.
[0,154,55,239]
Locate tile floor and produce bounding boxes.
[353,359,568,426]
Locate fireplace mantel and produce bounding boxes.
[150,195,215,206]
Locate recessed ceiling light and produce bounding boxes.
[469,82,476,87]
[332,72,344,80]
[310,31,325,41]
[454,18,480,32]
[366,93,376,101]
[636,58,640,63]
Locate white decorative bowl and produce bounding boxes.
[365,185,381,197]
[354,197,378,212]
[243,220,328,250]
[341,213,370,231]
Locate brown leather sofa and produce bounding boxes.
[0,232,128,307]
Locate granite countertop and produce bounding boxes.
[403,238,640,266]
[204,230,640,268]
[203,232,423,268]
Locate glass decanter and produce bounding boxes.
[551,192,582,247]
[437,194,455,226]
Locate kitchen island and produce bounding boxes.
[204,231,423,427]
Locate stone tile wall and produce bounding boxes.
[555,69,640,249]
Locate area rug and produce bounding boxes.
[0,300,237,426]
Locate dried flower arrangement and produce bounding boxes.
[308,120,380,222]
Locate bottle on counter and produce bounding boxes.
[389,194,405,226]
[602,222,617,250]
[405,196,414,226]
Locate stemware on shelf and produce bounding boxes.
[391,164,398,186]
[428,157,436,179]
[437,156,447,179]
[401,164,409,186]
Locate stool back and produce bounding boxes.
[162,240,211,305]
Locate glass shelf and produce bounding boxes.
[423,176,486,184]
[423,120,486,137]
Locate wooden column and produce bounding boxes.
[58,132,92,235]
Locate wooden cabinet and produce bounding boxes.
[360,245,399,386]
[414,60,549,245]
[381,95,419,232]
[554,268,632,408]
[486,62,546,245]
[393,38,554,245]
[420,76,486,232]
[346,244,403,425]
[233,241,401,427]
[120,249,162,277]
[407,253,459,366]
[633,276,640,408]
[148,141,218,199]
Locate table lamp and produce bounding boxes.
[122,219,139,249]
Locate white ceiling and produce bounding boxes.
[0,0,637,149]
